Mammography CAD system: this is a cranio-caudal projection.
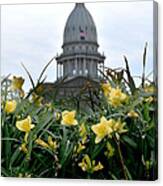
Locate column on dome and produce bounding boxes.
[83,58,86,75]
[59,63,61,78]
[67,60,70,76]
[90,59,93,77]
[75,57,78,75]
[95,60,98,78]
[57,62,58,79]
[78,58,82,75]
[69,60,73,76]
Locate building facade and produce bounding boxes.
[43,3,105,100]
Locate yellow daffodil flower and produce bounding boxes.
[91,116,114,144]
[112,119,128,140]
[127,110,139,118]
[4,100,17,114]
[61,110,78,126]
[76,142,86,154]
[18,173,31,178]
[104,142,115,158]
[101,82,112,96]
[35,136,57,151]
[144,84,155,93]
[19,143,28,154]
[16,116,35,133]
[144,96,154,103]
[78,154,103,173]
[31,92,43,106]
[79,123,87,144]
[11,76,24,90]
[48,136,57,150]
[92,161,104,172]
[108,87,128,107]
[35,138,49,148]
[11,76,25,97]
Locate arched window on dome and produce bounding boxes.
[73,69,76,75]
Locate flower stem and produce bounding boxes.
[114,136,128,180]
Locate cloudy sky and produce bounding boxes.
[1,0,154,90]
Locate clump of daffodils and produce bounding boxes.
[78,154,103,173]
[101,82,128,107]
[91,116,127,143]
[61,110,78,126]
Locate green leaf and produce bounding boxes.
[124,55,136,94]
[122,135,137,149]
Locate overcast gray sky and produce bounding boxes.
[1,0,154,90]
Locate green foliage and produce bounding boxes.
[1,48,157,180]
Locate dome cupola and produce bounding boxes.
[63,3,98,46]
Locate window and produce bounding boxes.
[73,69,76,75]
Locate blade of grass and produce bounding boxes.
[142,42,148,88]
[21,63,35,89]
[124,55,136,94]
[37,56,55,83]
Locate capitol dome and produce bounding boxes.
[56,2,105,82]
[63,3,98,46]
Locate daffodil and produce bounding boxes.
[127,110,139,118]
[11,76,25,97]
[11,76,24,90]
[101,82,112,96]
[16,116,35,143]
[18,173,31,178]
[16,116,35,133]
[144,84,155,93]
[91,116,113,144]
[112,119,128,140]
[108,87,128,107]
[61,110,78,126]
[4,100,17,114]
[35,138,50,148]
[76,142,86,154]
[104,142,115,158]
[78,154,103,173]
[48,136,57,150]
[92,161,104,172]
[19,143,28,154]
[79,123,87,144]
[31,92,43,106]
[35,136,57,151]
[144,96,154,103]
